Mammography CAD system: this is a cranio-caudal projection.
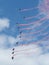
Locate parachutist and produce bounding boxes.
[16,42,18,44]
[12,57,14,60]
[20,31,22,34]
[23,16,26,18]
[19,8,21,11]
[12,48,15,51]
[12,52,14,54]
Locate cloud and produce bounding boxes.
[38,53,49,65]
[0,31,49,65]
[8,36,16,45]
[13,44,42,57]
[0,49,13,65]
[0,33,49,65]
[0,34,13,48]
[0,44,41,65]
[0,34,8,48]
[0,43,49,65]
[0,18,10,31]
[0,34,21,48]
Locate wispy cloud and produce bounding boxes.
[0,42,49,65]
[0,34,22,48]
[0,29,49,65]
[0,18,10,31]
[38,53,49,65]
[0,34,8,48]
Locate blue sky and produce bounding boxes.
[0,0,49,65]
[0,0,39,36]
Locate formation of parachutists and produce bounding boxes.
[11,0,49,60]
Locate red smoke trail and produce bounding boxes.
[20,31,49,41]
[19,3,45,12]
[29,24,49,34]
[19,6,39,12]
[19,22,49,36]
[12,31,49,57]
[19,16,46,28]
[24,12,44,20]
[12,0,49,58]
[18,14,46,27]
